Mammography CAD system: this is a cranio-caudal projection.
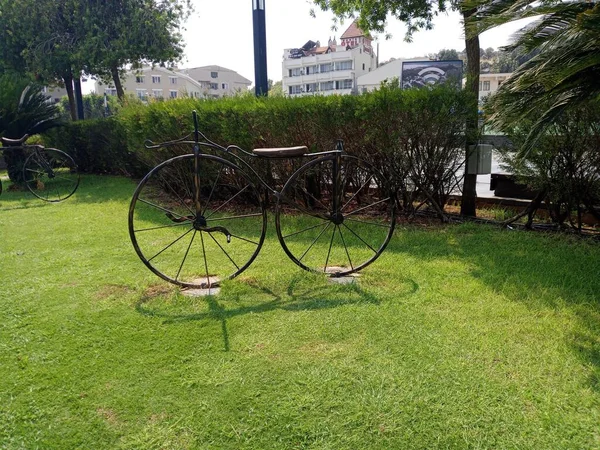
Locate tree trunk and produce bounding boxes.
[110,65,125,101]
[73,76,85,120]
[460,9,481,217]
[63,72,77,121]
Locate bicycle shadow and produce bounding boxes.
[135,274,406,351]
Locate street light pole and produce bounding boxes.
[252,0,268,97]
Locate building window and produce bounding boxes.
[289,85,303,95]
[211,71,218,78]
[169,77,177,85]
[320,81,334,91]
[169,90,178,98]
[136,75,145,84]
[105,88,117,96]
[152,89,163,98]
[335,80,353,90]
[362,63,365,70]
[210,83,219,90]
[221,83,228,90]
[497,78,505,87]
[290,68,303,77]
[335,61,352,71]
[482,81,490,91]
[152,75,161,84]
[319,63,332,73]
[136,89,148,100]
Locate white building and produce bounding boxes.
[282,21,376,97]
[478,73,512,101]
[180,65,252,98]
[95,65,251,101]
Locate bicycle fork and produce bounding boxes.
[331,140,344,224]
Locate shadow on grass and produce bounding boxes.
[387,222,600,389]
[135,275,389,351]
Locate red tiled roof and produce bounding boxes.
[340,20,366,39]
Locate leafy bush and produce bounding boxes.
[499,101,600,229]
[0,74,62,183]
[42,118,145,177]
[41,85,470,214]
[116,84,470,213]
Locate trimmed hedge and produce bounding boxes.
[42,117,146,177]
[43,84,472,213]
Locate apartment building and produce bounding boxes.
[478,73,512,101]
[180,65,252,98]
[282,21,376,97]
[96,65,251,100]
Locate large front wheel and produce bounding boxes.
[276,154,396,276]
[23,148,79,202]
[129,154,267,288]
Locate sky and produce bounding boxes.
[179,0,534,83]
[83,0,533,93]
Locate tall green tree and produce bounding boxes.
[78,0,192,100]
[470,0,600,151]
[311,0,481,216]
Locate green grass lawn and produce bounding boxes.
[1,174,599,449]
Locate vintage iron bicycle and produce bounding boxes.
[128,111,396,288]
[0,135,80,202]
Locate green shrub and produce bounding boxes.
[43,85,471,213]
[42,118,145,177]
[498,100,600,229]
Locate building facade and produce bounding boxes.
[95,65,251,100]
[478,73,512,101]
[282,21,376,97]
[180,65,252,98]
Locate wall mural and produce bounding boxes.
[401,60,463,89]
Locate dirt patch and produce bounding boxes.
[94,284,134,300]
[97,407,120,427]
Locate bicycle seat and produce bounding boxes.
[1,135,28,146]
[253,146,307,158]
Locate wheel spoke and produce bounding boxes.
[338,226,354,270]
[282,219,328,239]
[296,184,330,212]
[345,197,391,217]
[341,175,374,212]
[157,172,195,217]
[138,197,188,220]
[341,222,377,254]
[135,221,191,233]
[208,212,263,222]
[205,184,250,219]
[176,230,196,281]
[323,224,336,273]
[299,222,332,262]
[202,162,226,216]
[147,228,194,262]
[199,230,212,287]
[229,233,261,246]
[345,217,391,228]
[207,232,240,271]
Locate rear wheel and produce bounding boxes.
[129,154,267,288]
[276,154,396,276]
[23,148,79,202]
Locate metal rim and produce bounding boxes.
[23,148,80,202]
[275,154,396,276]
[129,154,267,288]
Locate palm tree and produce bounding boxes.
[0,74,62,182]
[470,0,600,152]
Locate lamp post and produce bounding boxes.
[252,0,268,96]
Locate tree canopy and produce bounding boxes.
[471,0,600,151]
[0,0,192,111]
